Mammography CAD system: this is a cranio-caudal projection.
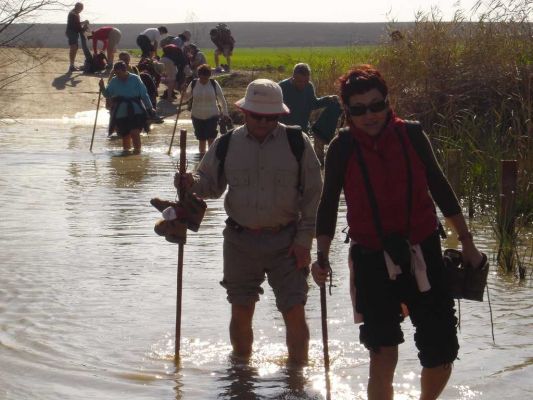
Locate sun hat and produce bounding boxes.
[235,79,290,115]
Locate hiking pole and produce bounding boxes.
[175,129,187,362]
[89,82,103,152]
[168,90,185,155]
[318,252,332,400]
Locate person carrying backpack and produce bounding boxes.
[88,26,122,69]
[210,23,235,72]
[174,79,322,366]
[183,64,229,155]
[136,26,168,58]
[312,65,484,399]
[186,43,207,78]
[99,61,156,154]
[279,63,338,165]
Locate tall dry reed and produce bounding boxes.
[374,1,533,275]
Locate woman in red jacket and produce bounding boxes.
[312,65,484,400]
[88,26,122,68]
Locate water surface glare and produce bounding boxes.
[0,118,532,399]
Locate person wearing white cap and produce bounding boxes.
[175,79,323,365]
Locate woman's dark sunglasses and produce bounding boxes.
[248,112,279,122]
[348,99,389,116]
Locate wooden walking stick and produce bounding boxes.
[175,129,187,361]
[318,252,332,400]
[89,84,103,152]
[168,90,186,155]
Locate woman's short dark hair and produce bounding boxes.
[197,64,211,77]
[158,26,168,34]
[337,65,388,105]
[113,61,127,72]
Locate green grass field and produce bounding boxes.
[130,45,379,94]
[212,46,378,71]
[130,45,378,73]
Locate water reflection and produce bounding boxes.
[109,152,150,188]
[1,119,532,399]
[218,359,260,399]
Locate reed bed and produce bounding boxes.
[374,0,533,276]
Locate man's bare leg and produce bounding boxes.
[230,303,255,359]
[282,304,309,366]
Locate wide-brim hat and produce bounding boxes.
[235,79,290,115]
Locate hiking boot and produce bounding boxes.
[68,65,80,72]
[180,192,207,232]
[443,249,489,301]
[463,252,489,301]
[154,218,187,244]
[150,198,176,213]
[214,66,223,73]
[150,195,207,232]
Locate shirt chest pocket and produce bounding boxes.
[226,169,250,207]
[274,169,298,208]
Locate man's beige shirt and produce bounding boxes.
[191,123,323,249]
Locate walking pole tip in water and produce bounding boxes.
[318,251,332,400]
[168,90,185,155]
[90,79,103,152]
[175,129,187,362]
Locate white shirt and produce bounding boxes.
[140,28,160,43]
[185,79,229,119]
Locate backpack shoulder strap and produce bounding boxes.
[191,78,198,91]
[210,78,217,92]
[337,127,354,180]
[285,125,305,162]
[285,126,305,194]
[210,78,220,108]
[404,120,429,168]
[215,129,234,179]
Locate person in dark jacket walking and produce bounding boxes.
[312,65,484,400]
[278,63,338,164]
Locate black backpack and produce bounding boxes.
[210,23,235,48]
[83,52,108,74]
[215,126,305,194]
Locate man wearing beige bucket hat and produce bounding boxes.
[175,79,323,365]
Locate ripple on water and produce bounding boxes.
[0,120,532,399]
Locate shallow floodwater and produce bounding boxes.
[0,112,532,400]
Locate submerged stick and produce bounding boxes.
[168,91,185,155]
[318,252,332,400]
[89,88,102,152]
[175,129,187,361]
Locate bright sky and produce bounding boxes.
[38,0,482,24]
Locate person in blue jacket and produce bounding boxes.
[278,63,338,164]
[99,61,155,154]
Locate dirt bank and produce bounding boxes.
[0,48,254,121]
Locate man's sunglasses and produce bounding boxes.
[347,99,389,116]
[248,112,279,122]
